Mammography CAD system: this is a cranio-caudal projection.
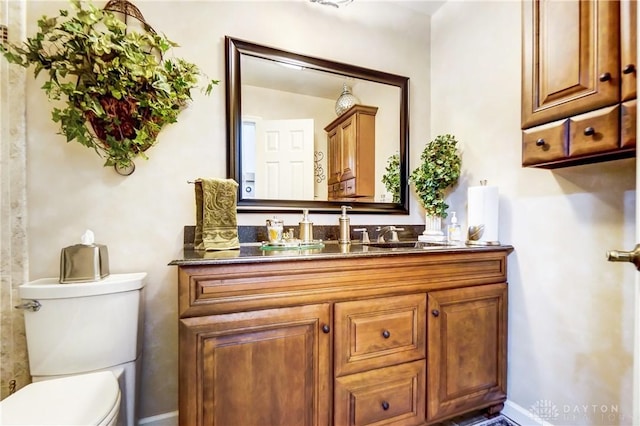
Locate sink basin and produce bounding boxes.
[364,241,420,248]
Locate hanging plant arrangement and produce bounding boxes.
[0,0,218,174]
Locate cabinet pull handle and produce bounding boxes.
[382,330,391,339]
[381,401,390,411]
[431,309,440,317]
[322,324,330,333]
[599,72,612,82]
[535,138,545,147]
[584,127,595,136]
[623,64,636,74]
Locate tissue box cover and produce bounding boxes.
[59,244,110,283]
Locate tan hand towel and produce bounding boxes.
[194,178,240,251]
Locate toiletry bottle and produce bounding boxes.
[447,211,462,243]
[339,205,352,244]
[299,209,313,242]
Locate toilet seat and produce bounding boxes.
[0,371,121,425]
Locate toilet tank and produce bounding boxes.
[19,272,147,377]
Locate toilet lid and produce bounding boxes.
[0,371,120,425]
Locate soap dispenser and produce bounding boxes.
[447,211,462,243]
[338,205,352,244]
[299,209,313,242]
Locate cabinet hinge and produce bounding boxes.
[1,25,8,46]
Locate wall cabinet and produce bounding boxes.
[325,105,377,200]
[177,248,511,426]
[521,0,636,168]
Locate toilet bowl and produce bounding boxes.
[0,371,121,425]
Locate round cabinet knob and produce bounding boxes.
[322,324,330,334]
[431,309,440,317]
[382,330,391,339]
[535,138,545,147]
[599,72,612,82]
[623,64,636,74]
[381,401,390,411]
[584,127,595,136]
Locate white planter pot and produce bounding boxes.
[419,214,445,242]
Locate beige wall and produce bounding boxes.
[431,1,636,425]
[15,0,431,419]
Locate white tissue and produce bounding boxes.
[80,229,95,245]
[467,184,499,243]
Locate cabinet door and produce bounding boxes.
[179,304,332,426]
[328,128,342,185]
[522,0,620,128]
[426,284,507,423]
[340,116,357,181]
[620,0,637,102]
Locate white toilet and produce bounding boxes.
[0,272,146,426]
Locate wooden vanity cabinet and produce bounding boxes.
[177,249,511,426]
[521,0,636,168]
[325,105,377,200]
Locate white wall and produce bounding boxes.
[22,0,431,419]
[431,1,636,425]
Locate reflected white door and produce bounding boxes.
[255,118,314,200]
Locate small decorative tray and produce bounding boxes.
[260,240,325,250]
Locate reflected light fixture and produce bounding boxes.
[310,0,353,8]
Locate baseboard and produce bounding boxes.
[137,411,178,426]
[138,402,551,426]
[503,399,555,426]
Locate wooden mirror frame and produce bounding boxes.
[225,36,409,214]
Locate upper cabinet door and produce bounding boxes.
[522,0,620,129]
[620,0,637,101]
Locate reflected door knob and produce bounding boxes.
[607,244,640,270]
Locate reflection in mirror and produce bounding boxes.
[226,36,409,214]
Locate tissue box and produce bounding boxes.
[59,244,110,283]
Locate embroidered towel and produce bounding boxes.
[194,178,240,251]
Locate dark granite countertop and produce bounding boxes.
[169,241,514,266]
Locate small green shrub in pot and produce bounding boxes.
[0,0,218,172]
[381,152,400,204]
[409,134,461,218]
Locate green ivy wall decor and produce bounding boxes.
[0,0,218,173]
[409,134,461,218]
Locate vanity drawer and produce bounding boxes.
[522,119,568,166]
[334,294,426,376]
[334,360,426,426]
[569,104,620,156]
[342,178,356,197]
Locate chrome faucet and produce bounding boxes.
[376,226,405,243]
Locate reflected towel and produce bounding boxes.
[194,178,240,251]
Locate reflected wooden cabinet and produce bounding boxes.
[177,248,511,425]
[521,0,636,168]
[326,105,377,200]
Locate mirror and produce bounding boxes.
[225,36,409,214]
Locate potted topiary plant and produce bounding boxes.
[409,134,461,240]
[381,152,400,203]
[0,0,217,174]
